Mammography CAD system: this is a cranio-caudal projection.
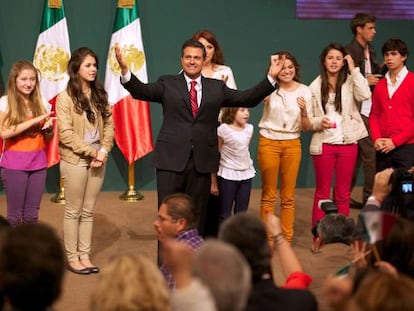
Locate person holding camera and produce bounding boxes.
[305,213,356,311]
[308,43,371,229]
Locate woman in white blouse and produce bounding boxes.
[258,51,312,243]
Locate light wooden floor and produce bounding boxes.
[0,187,362,310]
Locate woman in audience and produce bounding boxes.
[90,254,170,311]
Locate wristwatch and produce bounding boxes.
[366,195,380,207]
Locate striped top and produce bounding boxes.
[0,96,50,171]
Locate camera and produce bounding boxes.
[312,199,338,238]
[400,172,414,194]
[318,199,338,214]
[381,168,414,221]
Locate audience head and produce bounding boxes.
[350,13,376,36]
[374,216,414,277]
[193,239,251,311]
[380,167,414,220]
[219,213,271,281]
[318,213,356,246]
[192,30,225,65]
[90,254,170,311]
[0,223,65,311]
[353,271,414,311]
[382,38,409,64]
[154,193,197,241]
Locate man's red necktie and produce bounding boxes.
[190,80,198,118]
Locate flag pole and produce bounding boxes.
[119,163,144,201]
[51,176,66,204]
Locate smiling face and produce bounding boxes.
[324,48,345,75]
[181,46,204,79]
[15,68,37,98]
[277,59,296,84]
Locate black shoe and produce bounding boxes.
[350,199,364,209]
[67,264,91,275]
[86,266,100,273]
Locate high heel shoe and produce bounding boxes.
[67,264,91,275]
[86,266,100,273]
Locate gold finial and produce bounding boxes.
[48,0,62,8]
[118,0,134,8]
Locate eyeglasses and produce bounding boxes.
[155,215,178,223]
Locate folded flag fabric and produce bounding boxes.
[358,211,397,245]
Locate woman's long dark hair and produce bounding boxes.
[319,43,349,114]
[67,47,111,123]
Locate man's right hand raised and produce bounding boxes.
[268,54,285,81]
[114,44,129,76]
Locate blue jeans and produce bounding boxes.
[218,176,252,222]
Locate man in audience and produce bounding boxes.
[153,192,203,289]
[0,223,65,311]
[218,213,318,311]
[162,238,251,311]
[304,213,356,310]
[193,239,251,311]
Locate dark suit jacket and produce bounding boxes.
[345,38,381,78]
[122,73,275,173]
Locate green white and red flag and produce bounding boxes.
[105,0,153,164]
[33,0,71,167]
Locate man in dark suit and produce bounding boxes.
[115,39,284,236]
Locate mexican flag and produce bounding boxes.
[33,0,71,167]
[105,0,153,164]
[359,211,397,244]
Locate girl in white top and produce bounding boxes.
[217,107,255,222]
[257,51,312,243]
[308,43,370,233]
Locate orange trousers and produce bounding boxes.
[257,135,301,242]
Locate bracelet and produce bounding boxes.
[99,148,108,155]
[272,233,284,245]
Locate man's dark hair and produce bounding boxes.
[318,213,356,245]
[181,38,206,59]
[350,13,376,35]
[382,38,409,63]
[0,223,65,311]
[218,213,270,281]
[162,193,197,229]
